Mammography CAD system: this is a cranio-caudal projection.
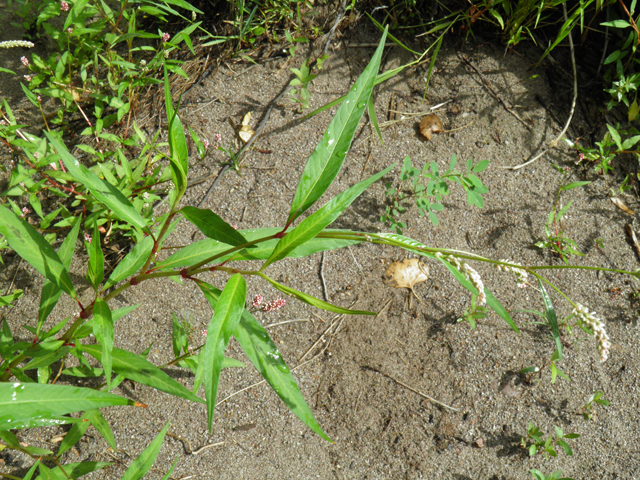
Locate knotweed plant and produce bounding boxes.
[0,29,639,477]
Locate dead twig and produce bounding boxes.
[320,251,329,301]
[363,366,460,412]
[167,432,225,455]
[626,225,640,262]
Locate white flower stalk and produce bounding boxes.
[572,303,611,362]
[0,40,35,49]
[496,259,529,288]
[436,252,486,305]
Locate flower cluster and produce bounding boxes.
[0,40,34,49]
[495,259,529,288]
[435,252,486,305]
[20,56,29,66]
[60,1,69,11]
[572,303,611,362]
[161,32,170,43]
[252,294,286,312]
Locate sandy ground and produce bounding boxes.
[2,13,640,480]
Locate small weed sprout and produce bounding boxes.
[581,391,610,421]
[521,422,580,458]
[535,165,591,264]
[530,469,574,480]
[381,155,489,232]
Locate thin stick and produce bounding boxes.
[323,0,350,56]
[364,366,460,412]
[320,251,328,301]
[459,54,532,132]
[505,3,578,170]
[167,432,224,455]
[264,318,310,328]
[626,224,640,261]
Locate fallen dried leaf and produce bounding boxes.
[238,111,255,143]
[611,197,634,215]
[419,114,443,140]
[383,258,429,302]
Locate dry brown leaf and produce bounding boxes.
[419,114,443,140]
[611,197,634,215]
[238,111,255,143]
[383,258,429,302]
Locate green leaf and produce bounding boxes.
[538,278,562,360]
[196,276,247,432]
[44,132,150,234]
[23,345,70,370]
[85,408,116,451]
[82,344,203,404]
[121,422,170,480]
[86,222,104,289]
[21,459,40,480]
[38,219,80,334]
[263,165,394,269]
[181,206,249,246]
[606,124,623,150]
[287,27,388,224]
[235,309,333,442]
[259,272,375,315]
[156,228,360,271]
[472,159,489,172]
[164,65,188,195]
[0,289,23,306]
[601,19,631,28]
[172,312,189,357]
[560,181,591,191]
[57,414,91,456]
[92,297,114,390]
[0,383,135,428]
[103,236,154,289]
[0,205,77,300]
[34,462,111,480]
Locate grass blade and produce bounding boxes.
[287,27,388,224]
[86,222,104,289]
[33,462,111,480]
[196,276,247,432]
[82,344,204,404]
[263,165,394,270]
[120,422,170,480]
[45,132,150,234]
[0,204,77,300]
[538,278,562,360]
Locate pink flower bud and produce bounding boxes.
[60,1,69,11]
[20,56,29,66]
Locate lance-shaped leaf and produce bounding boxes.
[287,27,388,224]
[38,219,80,334]
[539,278,562,360]
[103,236,154,289]
[85,408,116,451]
[34,461,111,480]
[196,275,246,432]
[92,297,114,390]
[156,227,361,271]
[164,65,188,194]
[0,383,136,428]
[259,272,375,315]
[82,344,203,404]
[198,284,332,442]
[0,205,77,300]
[121,422,170,480]
[263,164,394,270]
[44,131,150,234]
[86,222,104,290]
[181,206,249,246]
